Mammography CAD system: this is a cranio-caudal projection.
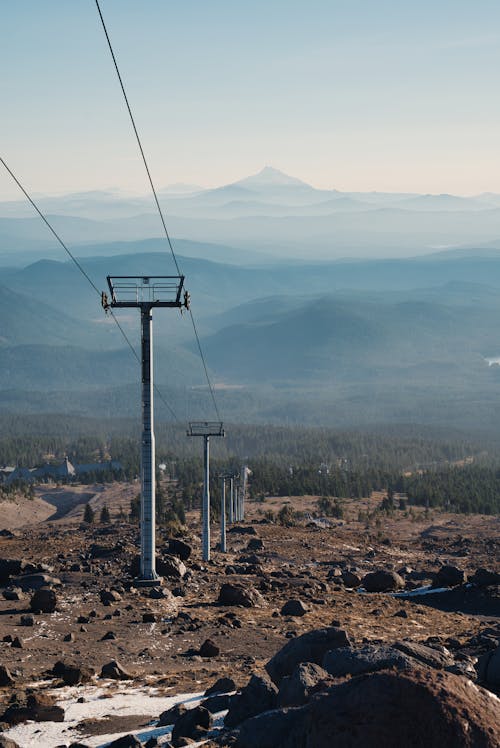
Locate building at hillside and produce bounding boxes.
[0,457,122,485]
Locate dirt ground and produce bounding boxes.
[0,483,498,703]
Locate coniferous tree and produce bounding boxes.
[100,504,111,523]
[130,494,140,522]
[83,502,95,524]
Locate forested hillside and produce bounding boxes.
[2,415,498,514]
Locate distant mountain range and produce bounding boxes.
[3,169,500,430]
[2,167,500,265]
[2,247,500,429]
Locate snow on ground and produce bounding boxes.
[3,683,224,747]
[393,585,450,597]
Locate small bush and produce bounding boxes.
[277,504,297,527]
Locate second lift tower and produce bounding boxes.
[104,275,189,584]
[187,421,225,562]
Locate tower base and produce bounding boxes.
[132,576,164,588]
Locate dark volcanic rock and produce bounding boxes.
[157,554,187,579]
[229,526,257,535]
[341,570,362,588]
[0,558,26,584]
[130,552,186,579]
[232,667,500,748]
[107,735,143,748]
[232,706,303,748]
[477,645,500,691]
[2,693,64,725]
[219,583,264,608]
[158,702,187,727]
[171,705,212,746]
[224,674,278,729]
[149,587,174,601]
[362,570,405,592]
[0,664,14,686]
[280,599,309,617]
[205,676,237,696]
[100,589,122,605]
[471,568,500,587]
[433,565,467,588]
[12,573,61,591]
[266,626,351,685]
[2,588,24,601]
[100,660,133,680]
[52,660,95,685]
[199,638,220,657]
[246,538,264,551]
[168,538,192,561]
[277,661,330,707]
[237,554,260,565]
[323,641,454,679]
[201,693,234,713]
[323,645,417,677]
[89,543,117,559]
[393,641,453,670]
[30,587,57,613]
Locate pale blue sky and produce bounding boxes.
[2,0,500,199]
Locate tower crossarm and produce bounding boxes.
[105,275,187,308]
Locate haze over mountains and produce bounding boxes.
[2,167,500,431]
[3,167,500,265]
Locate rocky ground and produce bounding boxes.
[0,484,498,747]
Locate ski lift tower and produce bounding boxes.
[228,471,239,524]
[187,421,225,561]
[103,275,189,584]
[219,473,230,553]
[218,471,238,552]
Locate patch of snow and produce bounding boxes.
[4,684,206,748]
[393,585,450,597]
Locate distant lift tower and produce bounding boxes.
[187,421,225,562]
[219,474,229,553]
[227,472,239,525]
[219,471,237,552]
[236,465,250,521]
[103,275,189,584]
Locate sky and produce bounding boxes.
[1,0,500,200]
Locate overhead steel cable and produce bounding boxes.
[1,156,101,297]
[94,0,180,276]
[189,308,222,421]
[94,0,222,423]
[0,156,179,422]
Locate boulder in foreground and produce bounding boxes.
[30,587,57,613]
[232,667,500,748]
[433,564,467,588]
[266,626,351,685]
[100,660,133,680]
[171,705,212,747]
[362,570,404,592]
[218,583,264,608]
[224,674,278,729]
